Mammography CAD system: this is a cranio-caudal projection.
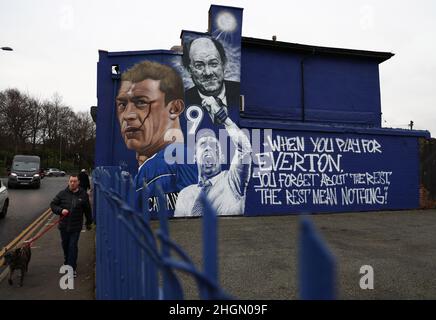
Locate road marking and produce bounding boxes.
[0,208,52,264]
[0,208,54,283]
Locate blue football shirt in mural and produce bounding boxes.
[134,143,198,216]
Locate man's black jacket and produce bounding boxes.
[78,171,90,190]
[50,187,93,232]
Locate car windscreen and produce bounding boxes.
[13,161,39,172]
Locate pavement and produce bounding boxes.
[0,214,95,300]
[0,208,435,300]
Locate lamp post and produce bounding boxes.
[59,135,62,169]
[57,111,62,170]
[90,106,97,123]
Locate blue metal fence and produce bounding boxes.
[93,166,336,300]
[299,217,337,299]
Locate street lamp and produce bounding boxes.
[59,135,62,169]
[56,112,62,170]
[1,47,13,51]
[90,106,97,123]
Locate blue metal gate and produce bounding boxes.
[93,166,336,300]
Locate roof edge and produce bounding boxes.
[242,36,394,63]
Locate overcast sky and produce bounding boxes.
[1,0,435,136]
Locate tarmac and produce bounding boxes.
[155,209,436,300]
[0,208,435,300]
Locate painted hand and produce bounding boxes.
[201,96,228,124]
[201,96,221,116]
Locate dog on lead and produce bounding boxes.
[3,245,32,287]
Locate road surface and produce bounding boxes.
[0,176,68,249]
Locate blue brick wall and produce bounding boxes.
[240,45,382,126]
[94,5,430,216]
[243,128,421,215]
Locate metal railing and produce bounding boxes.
[93,166,230,299]
[93,166,336,300]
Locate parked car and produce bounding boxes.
[46,168,66,177]
[0,179,9,219]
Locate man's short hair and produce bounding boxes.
[196,129,217,146]
[121,60,184,105]
[69,174,78,179]
[182,37,227,70]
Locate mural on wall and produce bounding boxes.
[251,132,391,209]
[115,60,198,214]
[176,10,242,137]
[111,7,246,218]
[181,36,240,121]
[102,5,421,218]
[174,118,252,217]
[243,130,420,215]
[171,7,246,217]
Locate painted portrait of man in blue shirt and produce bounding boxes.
[116,60,198,216]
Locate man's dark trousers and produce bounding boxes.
[60,229,81,271]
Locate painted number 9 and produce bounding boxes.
[186,105,204,135]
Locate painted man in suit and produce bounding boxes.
[183,37,240,126]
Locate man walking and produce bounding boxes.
[50,175,93,277]
[78,169,91,191]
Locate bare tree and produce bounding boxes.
[74,111,96,167]
[28,97,43,152]
[0,89,96,170]
[0,89,33,153]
